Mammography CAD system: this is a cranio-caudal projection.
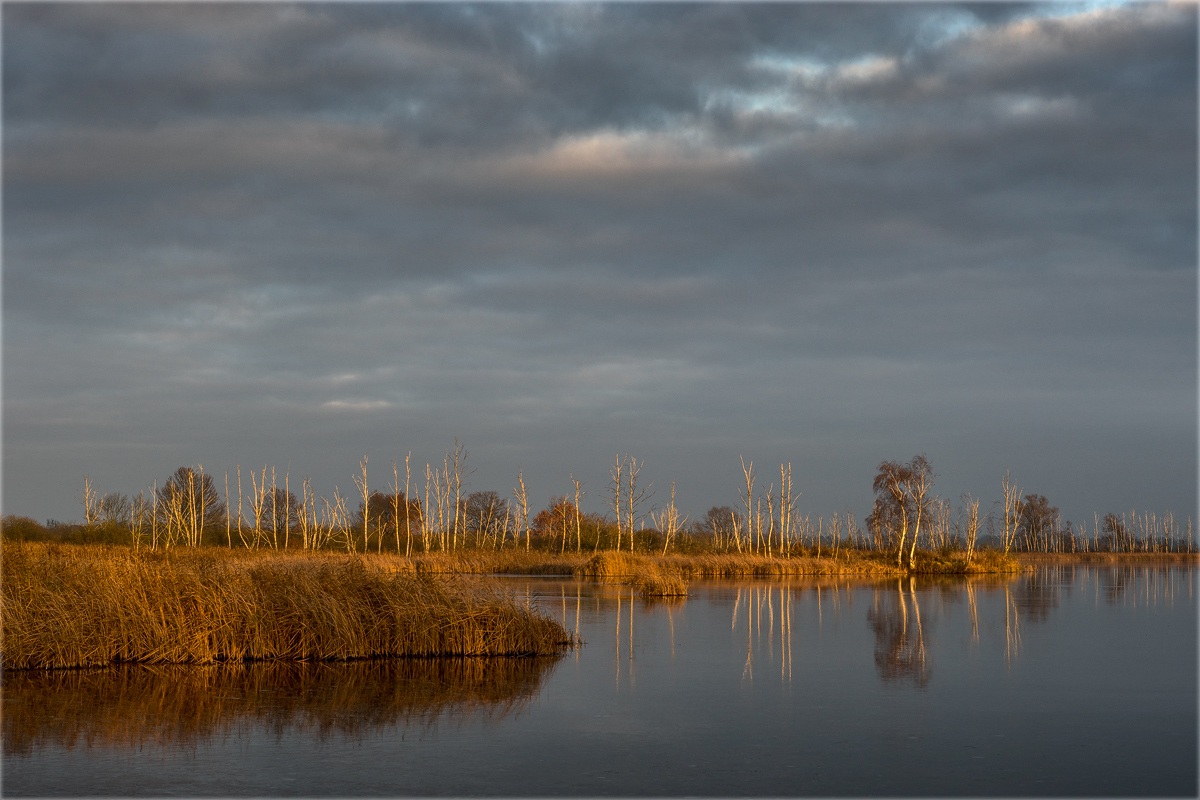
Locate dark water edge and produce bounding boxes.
[3,563,1196,796]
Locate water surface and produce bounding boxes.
[4,562,1195,796]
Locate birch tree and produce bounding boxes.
[571,475,584,553]
[740,457,756,554]
[354,456,369,553]
[652,481,687,556]
[514,469,531,551]
[80,477,100,526]
[1001,470,1023,555]
[608,456,624,551]
[871,455,935,569]
[963,494,981,565]
[624,457,652,551]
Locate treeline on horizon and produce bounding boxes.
[3,444,1193,558]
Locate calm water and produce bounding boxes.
[4,562,1196,796]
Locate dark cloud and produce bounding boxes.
[4,2,1195,526]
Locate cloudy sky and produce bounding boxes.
[4,1,1196,529]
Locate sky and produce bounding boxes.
[4,1,1196,530]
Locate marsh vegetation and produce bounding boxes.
[4,446,1191,670]
[1,543,575,670]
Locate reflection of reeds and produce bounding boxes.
[2,658,558,755]
[2,543,576,669]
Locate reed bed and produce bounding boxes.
[395,548,1022,579]
[408,550,591,576]
[1,543,576,670]
[581,550,916,579]
[582,552,688,597]
[626,568,688,598]
[2,659,557,754]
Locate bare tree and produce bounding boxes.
[283,469,291,550]
[652,481,688,556]
[779,463,797,556]
[98,492,131,527]
[423,462,434,552]
[465,490,503,549]
[500,500,511,550]
[624,457,653,551]
[131,491,150,549]
[354,456,369,553]
[571,475,584,553]
[156,466,225,547]
[514,469,531,551]
[905,462,934,569]
[448,440,469,551]
[392,462,404,554]
[235,465,251,549]
[871,455,935,569]
[404,453,413,556]
[331,488,353,552]
[196,465,208,547]
[249,467,268,549]
[433,462,448,551]
[963,493,981,566]
[300,477,314,550]
[740,457,756,554]
[1001,470,1023,555]
[608,455,624,551]
[80,477,101,526]
[269,466,279,549]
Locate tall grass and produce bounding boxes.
[582,552,688,597]
[400,549,1021,579]
[1,543,576,670]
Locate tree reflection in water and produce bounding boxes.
[867,577,930,689]
[3,657,561,755]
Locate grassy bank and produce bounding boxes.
[1,543,576,670]
[402,547,1021,578]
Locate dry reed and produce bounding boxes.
[580,552,688,597]
[2,543,576,669]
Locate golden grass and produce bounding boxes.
[408,550,591,576]
[627,568,688,598]
[1,543,576,669]
[2,658,557,754]
[910,549,1024,574]
[658,551,908,578]
[581,552,688,597]
[378,548,1023,578]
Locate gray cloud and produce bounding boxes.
[4,2,1195,527]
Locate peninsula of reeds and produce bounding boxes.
[1,542,576,670]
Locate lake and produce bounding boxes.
[4,561,1196,796]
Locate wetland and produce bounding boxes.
[4,560,1195,796]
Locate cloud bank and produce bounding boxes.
[4,2,1195,526]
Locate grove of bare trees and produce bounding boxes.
[10,445,1188,557]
